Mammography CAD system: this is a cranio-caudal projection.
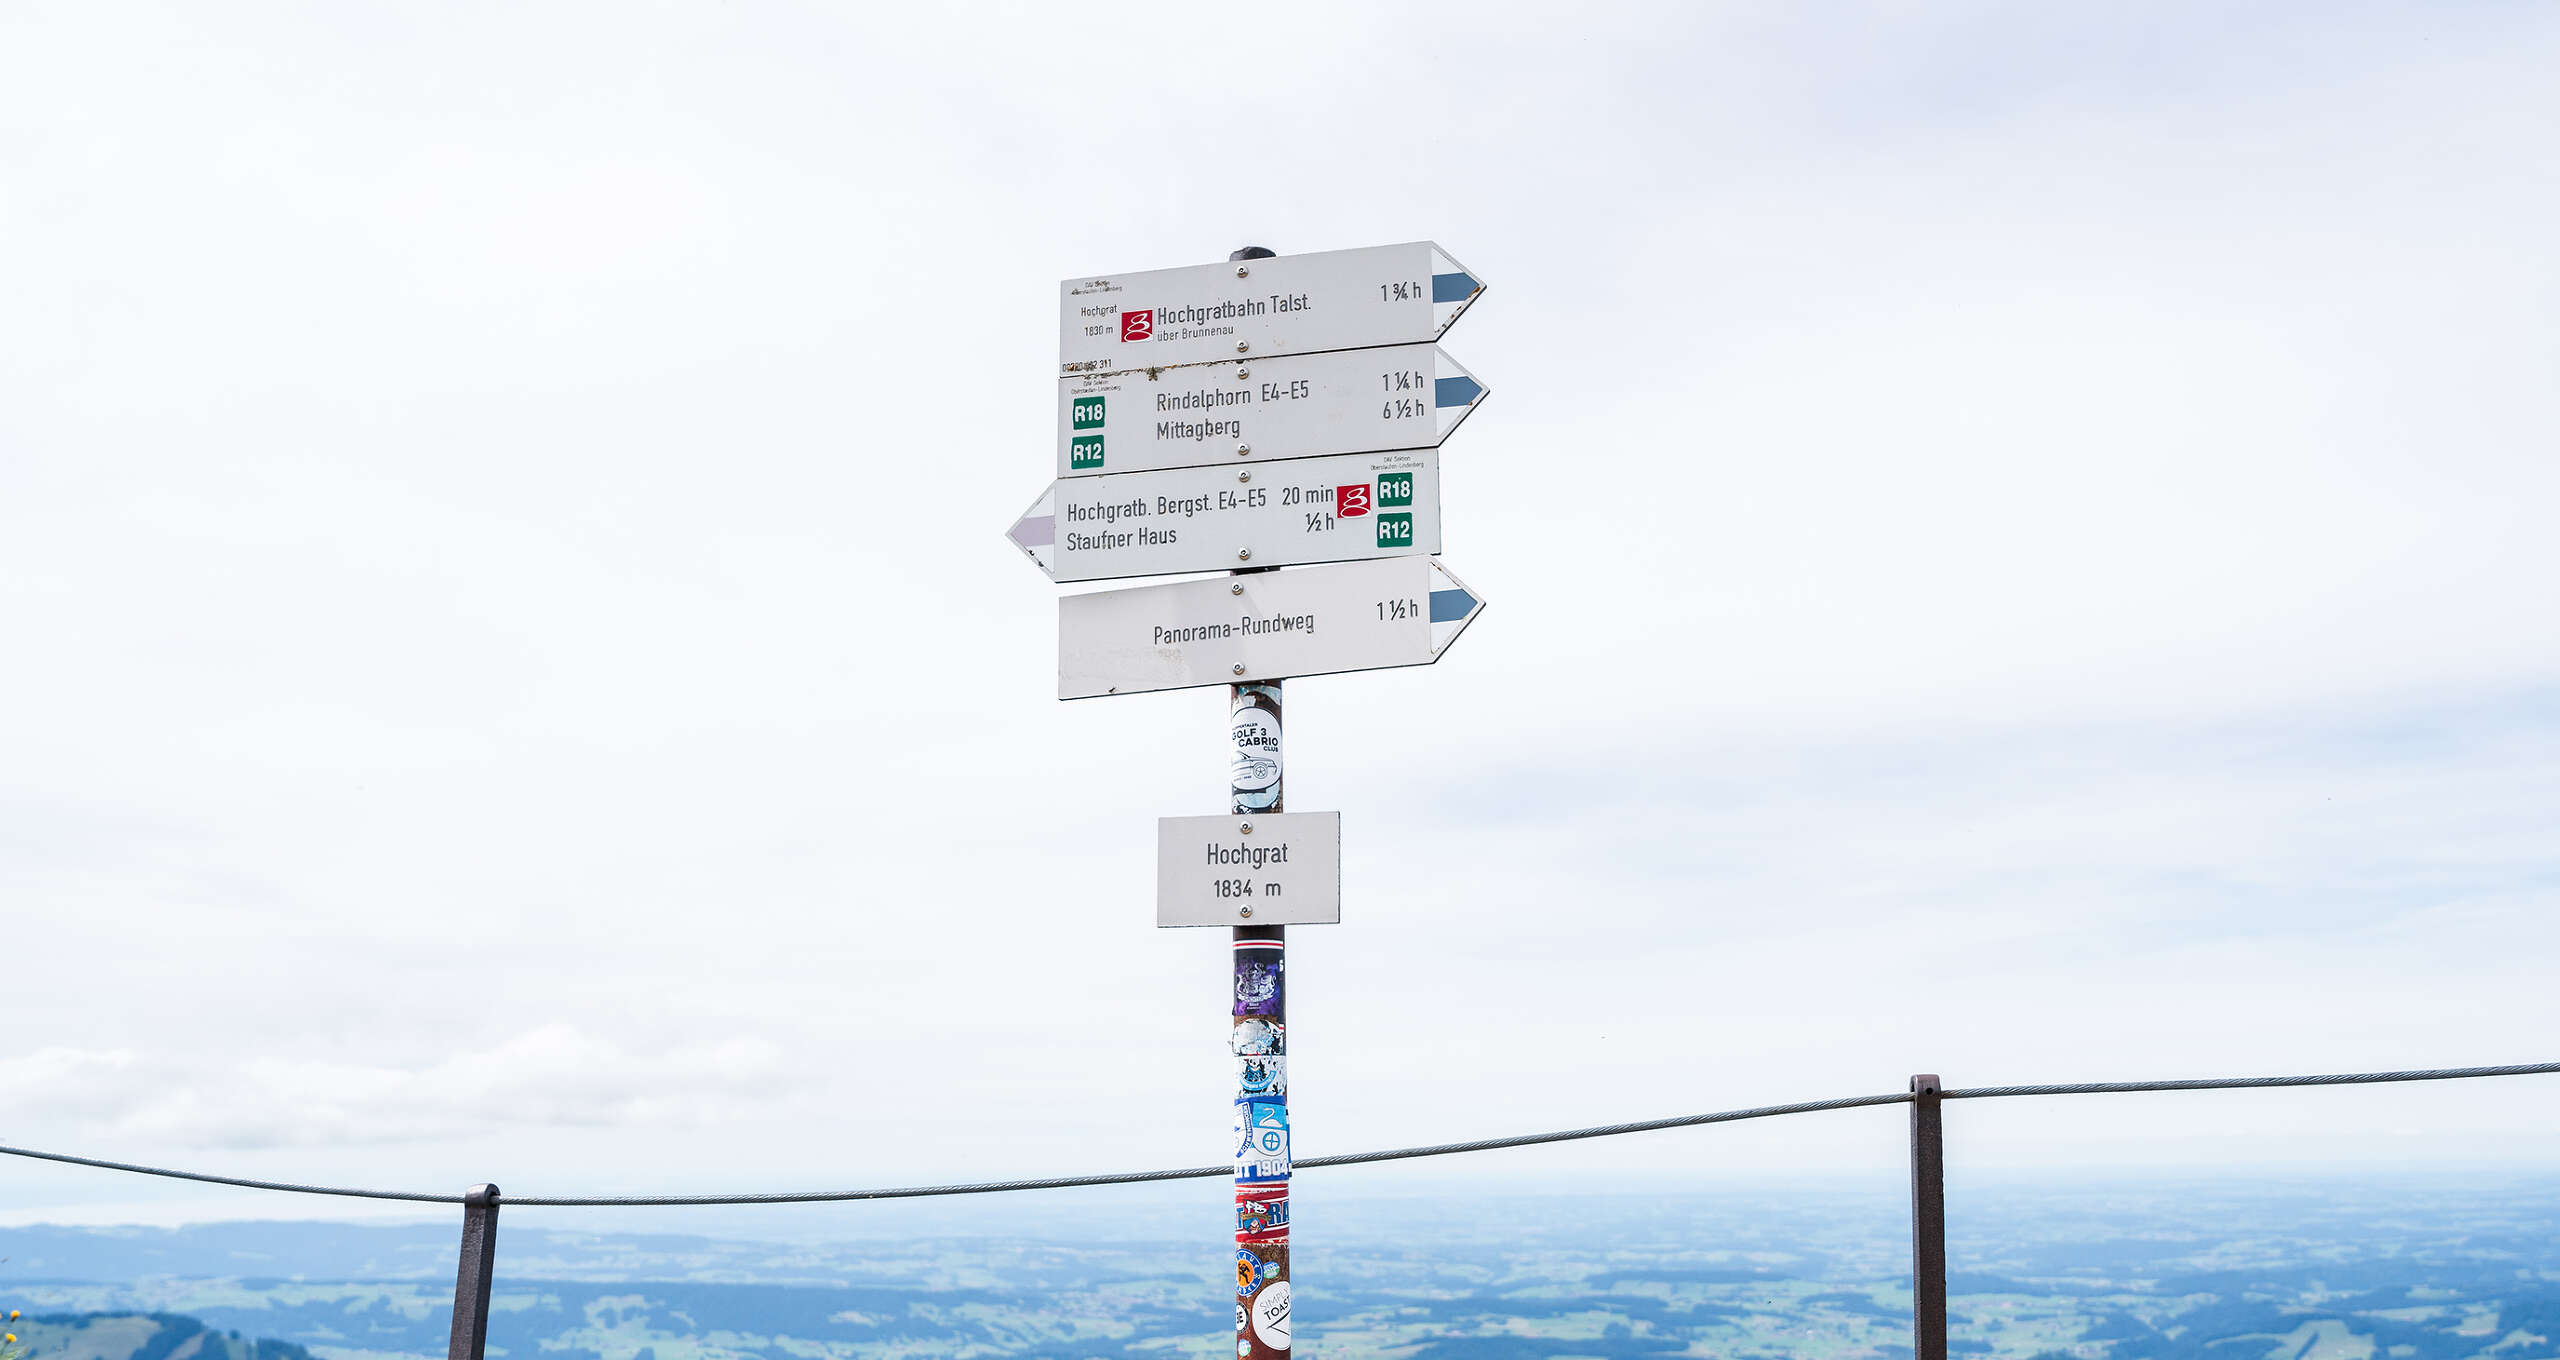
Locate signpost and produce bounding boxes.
[1057,555,1485,700]
[1157,812,1341,927]
[1007,449,1440,583]
[1056,342,1488,478]
[1060,241,1485,373]
[1014,241,1491,1360]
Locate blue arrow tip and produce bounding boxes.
[1430,272,1480,305]
[1428,587,1476,623]
[1433,375,1484,409]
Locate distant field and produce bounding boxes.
[6,1180,2558,1360]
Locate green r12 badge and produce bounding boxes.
[1070,434,1105,470]
[1375,512,1413,548]
[1376,471,1413,507]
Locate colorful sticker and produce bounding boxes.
[1234,1100,1291,1183]
[1233,1242,1287,1309]
[1232,946,1284,1018]
[1236,1186,1290,1241]
[1229,685,1283,813]
[1231,708,1280,791]
[1230,1016,1284,1057]
[1236,1053,1287,1100]
[1250,1279,1292,1350]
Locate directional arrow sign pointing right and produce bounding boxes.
[1056,343,1488,479]
[1060,241,1486,375]
[1058,556,1486,700]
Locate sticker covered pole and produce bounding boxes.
[1229,231,1292,1360]
[1231,678,1289,1358]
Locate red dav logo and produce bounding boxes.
[1120,310,1155,342]
[1335,484,1372,517]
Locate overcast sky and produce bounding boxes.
[3,1,2557,1230]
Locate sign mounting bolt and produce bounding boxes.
[1232,663,1246,675]
[1236,443,1251,456]
[1236,341,1249,353]
[1239,904,1253,917]
[1239,821,1254,834]
[1235,266,1249,278]
[1238,471,1251,483]
[1237,549,1252,561]
[1236,367,1249,379]
[1231,583,1244,595]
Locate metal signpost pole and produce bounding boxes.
[1035,235,1483,1355]
[1226,245,1294,1360]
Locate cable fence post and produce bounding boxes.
[447,1183,500,1360]
[1910,1075,1947,1360]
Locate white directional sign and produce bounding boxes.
[1007,450,1438,584]
[1157,811,1341,927]
[1060,241,1486,375]
[1058,556,1486,700]
[1056,343,1489,478]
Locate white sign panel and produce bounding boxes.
[1058,556,1486,700]
[1055,343,1488,478]
[1158,812,1341,927]
[1060,241,1485,375]
[1007,450,1438,584]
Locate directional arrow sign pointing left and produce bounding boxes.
[1060,241,1486,375]
[1007,450,1440,584]
[1058,556,1486,700]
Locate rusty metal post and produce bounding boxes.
[1910,1075,1947,1360]
[447,1183,500,1360]
[1228,242,1293,1360]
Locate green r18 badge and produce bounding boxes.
[1375,512,1413,548]
[1070,435,1105,470]
[1072,396,1105,430]
[1376,472,1413,507]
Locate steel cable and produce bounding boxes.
[503,1091,1919,1206]
[3,1060,2553,1208]
[1942,1059,2560,1100]
[0,1143,468,1204]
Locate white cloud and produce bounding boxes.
[0,1,2554,1213]
[0,1027,790,1149]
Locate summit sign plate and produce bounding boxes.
[1157,811,1342,928]
[1060,241,1486,375]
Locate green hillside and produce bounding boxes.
[9,1313,320,1360]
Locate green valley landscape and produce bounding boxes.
[8,1180,2559,1360]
